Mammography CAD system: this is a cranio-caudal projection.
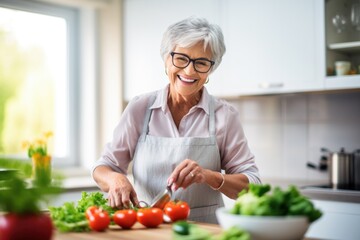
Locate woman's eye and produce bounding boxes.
[177,57,188,63]
[196,61,208,66]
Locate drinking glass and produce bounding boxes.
[332,14,348,33]
[351,2,360,31]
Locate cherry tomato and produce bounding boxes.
[85,206,110,231]
[85,206,98,220]
[164,201,190,222]
[164,200,190,222]
[137,208,163,228]
[113,209,137,229]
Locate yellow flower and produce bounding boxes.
[32,153,51,167]
[35,139,45,146]
[21,141,30,150]
[44,131,53,139]
[23,131,53,158]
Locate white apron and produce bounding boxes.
[132,95,224,223]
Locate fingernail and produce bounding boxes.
[167,178,174,186]
[171,184,176,192]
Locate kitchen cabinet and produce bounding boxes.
[207,0,324,97]
[123,0,359,99]
[324,0,360,90]
[123,0,324,100]
[306,200,360,240]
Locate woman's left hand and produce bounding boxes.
[167,159,206,191]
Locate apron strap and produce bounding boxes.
[140,95,156,140]
[209,96,216,137]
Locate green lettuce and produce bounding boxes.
[231,184,322,223]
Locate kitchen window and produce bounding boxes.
[0,0,79,167]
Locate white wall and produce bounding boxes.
[226,91,360,182]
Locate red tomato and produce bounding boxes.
[85,206,98,220]
[0,213,53,240]
[113,209,137,229]
[164,201,190,222]
[137,208,163,228]
[85,206,110,231]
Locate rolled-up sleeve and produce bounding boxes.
[217,101,261,184]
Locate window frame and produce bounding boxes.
[0,0,80,167]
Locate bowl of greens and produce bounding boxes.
[216,184,322,240]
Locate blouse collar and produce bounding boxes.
[151,84,210,115]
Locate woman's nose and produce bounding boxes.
[184,61,197,74]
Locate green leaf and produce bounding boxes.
[0,158,32,178]
[232,184,323,222]
[0,175,63,214]
[49,191,117,232]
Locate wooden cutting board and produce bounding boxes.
[53,222,223,240]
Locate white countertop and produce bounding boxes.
[262,177,360,203]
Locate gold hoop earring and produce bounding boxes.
[205,78,209,84]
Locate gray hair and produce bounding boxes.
[160,16,226,73]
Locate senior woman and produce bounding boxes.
[92,16,261,223]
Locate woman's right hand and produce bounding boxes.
[107,171,139,209]
[93,166,139,209]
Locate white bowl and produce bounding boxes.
[216,207,310,240]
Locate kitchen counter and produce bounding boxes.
[262,178,360,204]
[53,222,221,240]
[300,185,360,203]
[53,222,319,240]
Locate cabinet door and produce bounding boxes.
[308,200,360,240]
[207,0,324,97]
[123,0,221,101]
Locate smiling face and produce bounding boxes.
[165,41,213,101]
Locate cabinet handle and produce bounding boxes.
[258,82,284,89]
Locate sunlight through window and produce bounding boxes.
[0,6,69,161]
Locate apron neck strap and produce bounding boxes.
[141,95,156,136]
[208,96,216,137]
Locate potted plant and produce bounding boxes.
[0,132,62,240]
[22,131,53,186]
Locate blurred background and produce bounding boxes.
[1,0,359,182]
[1,1,360,239]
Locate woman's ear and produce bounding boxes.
[165,63,169,75]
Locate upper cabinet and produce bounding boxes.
[207,0,325,97]
[324,0,360,90]
[123,0,359,100]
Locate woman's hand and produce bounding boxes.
[167,159,248,198]
[93,166,139,209]
[167,159,206,191]
[107,172,139,209]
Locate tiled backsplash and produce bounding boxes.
[227,92,360,182]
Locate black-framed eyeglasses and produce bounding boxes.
[170,52,215,73]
